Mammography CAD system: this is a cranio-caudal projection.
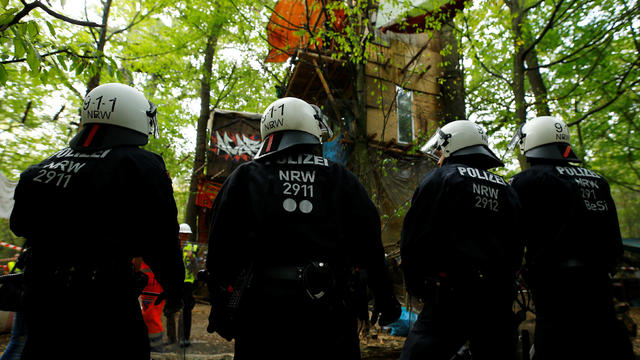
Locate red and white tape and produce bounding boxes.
[0,242,22,251]
[620,266,639,271]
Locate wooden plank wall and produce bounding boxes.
[364,33,442,144]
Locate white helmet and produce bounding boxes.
[255,97,333,159]
[421,120,503,169]
[179,223,192,234]
[70,83,159,151]
[508,116,581,162]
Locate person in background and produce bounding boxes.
[400,120,523,360]
[509,116,634,360]
[9,83,184,360]
[205,97,401,359]
[179,223,198,348]
[133,257,166,353]
[1,252,26,360]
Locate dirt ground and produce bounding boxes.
[1,303,639,359]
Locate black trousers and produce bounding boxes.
[400,279,518,360]
[233,278,360,360]
[22,273,149,360]
[529,267,634,360]
[179,281,196,341]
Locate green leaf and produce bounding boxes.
[56,55,68,71]
[27,21,39,37]
[13,36,25,59]
[1,0,9,8]
[39,70,49,84]
[0,64,7,85]
[26,46,40,72]
[0,7,18,26]
[75,61,85,76]
[46,21,56,37]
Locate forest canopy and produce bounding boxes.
[1,0,638,246]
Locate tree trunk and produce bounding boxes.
[86,0,112,94]
[506,0,529,170]
[525,49,551,116]
[351,60,377,193]
[439,23,466,123]
[184,33,218,239]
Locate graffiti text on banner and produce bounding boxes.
[211,131,261,162]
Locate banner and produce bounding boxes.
[211,131,261,162]
[196,180,223,209]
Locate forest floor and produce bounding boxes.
[1,302,639,359]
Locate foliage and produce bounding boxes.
[1,0,638,236]
[462,0,639,175]
[613,187,640,238]
[0,218,24,259]
[461,0,640,234]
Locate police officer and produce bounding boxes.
[509,116,633,360]
[205,97,401,359]
[400,120,523,360]
[10,83,184,360]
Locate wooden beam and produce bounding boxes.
[285,53,303,97]
[312,59,342,122]
[301,61,316,99]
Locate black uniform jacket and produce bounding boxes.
[10,145,184,358]
[510,163,622,271]
[207,151,394,304]
[11,146,184,290]
[401,159,523,296]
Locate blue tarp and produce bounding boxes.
[623,238,640,253]
[386,307,419,337]
[322,133,351,166]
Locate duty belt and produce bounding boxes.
[261,266,302,281]
[28,263,133,289]
[261,262,335,301]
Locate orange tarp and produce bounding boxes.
[265,0,468,63]
[266,0,326,63]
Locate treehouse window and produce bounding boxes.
[397,87,414,144]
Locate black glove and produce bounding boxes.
[206,285,235,341]
[372,295,401,327]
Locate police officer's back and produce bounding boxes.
[509,116,633,360]
[206,97,400,360]
[400,120,523,360]
[10,83,184,360]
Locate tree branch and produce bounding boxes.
[21,101,32,124]
[568,73,640,127]
[52,105,65,122]
[523,0,545,13]
[35,1,102,27]
[522,0,570,59]
[461,15,511,85]
[106,3,163,43]
[212,64,239,110]
[0,48,101,64]
[0,1,102,32]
